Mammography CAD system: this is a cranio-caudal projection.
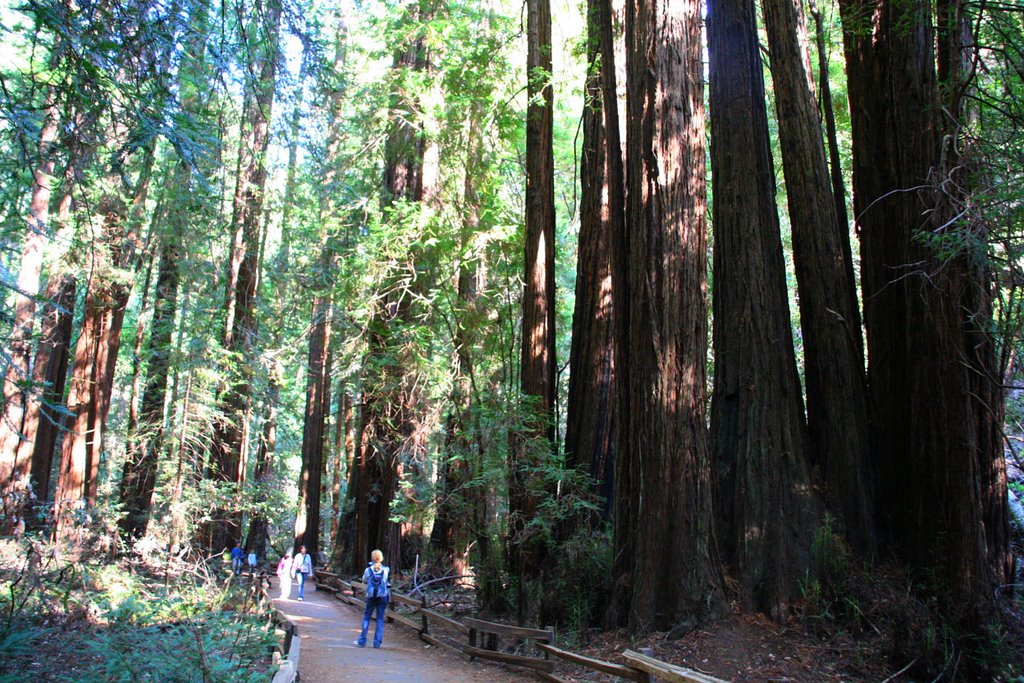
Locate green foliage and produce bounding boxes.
[0,537,275,682]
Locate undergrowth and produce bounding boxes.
[0,536,276,682]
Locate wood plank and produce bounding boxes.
[421,608,471,635]
[419,631,466,657]
[389,592,421,607]
[387,609,422,632]
[622,649,730,683]
[463,617,553,641]
[535,643,648,682]
[463,645,555,673]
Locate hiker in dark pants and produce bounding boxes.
[354,549,390,648]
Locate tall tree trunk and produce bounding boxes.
[840,0,1010,627]
[612,0,722,634]
[118,227,180,538]
[707,0,819,622]
[205,0,282,552]
[760,0,874,554]
[509,0,557,623]
[350,2,432,575]
[119,0,212,540]
[25,273,76,503]
[294,292,332,555]
[55,196,134,527]
[564,0,621,521]
[806,0,850,234]
[0,87,61,500]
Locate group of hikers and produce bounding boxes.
[231,543,390,649]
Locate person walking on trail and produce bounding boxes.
[276,550,293,599]
[292,545,313,601]
[247,549,258,574]
[354,549,390,648]
[230,543,243,575]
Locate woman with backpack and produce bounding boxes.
[354,549,390,648]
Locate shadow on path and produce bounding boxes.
[271,576,531,683]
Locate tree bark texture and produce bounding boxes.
[707,0,818,621]
[840,0,1010,624]
[294,292,333,556]
[55,197,133,527]
[508,0,557,623]
[565,0,622,521]
[614,0,722,634]
[25,274,76,503]
[760,0,874,554]
[0,87,60,499]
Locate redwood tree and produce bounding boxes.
[707,0,819,621]
[840,0,1011,628]
[508,0,557,622]
[204,0,282,552]
[564,0,622,521]
[611,0,722,633]
[760,0,874,553]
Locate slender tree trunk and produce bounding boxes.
[25,273,75,503]
[0,85,62,513]
[118,227,180,538]
[295,292,332,555]
[760,0,874,554]
[509,0,557,624]
[205,0,282,552]
[807,0,850,234]
[612,0,722,634]
[564,0,620,521]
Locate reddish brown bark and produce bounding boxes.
[0,87,61,499]
[760,0,874,553]
[564,0,621,520]
[612,0,722,633]
[840,0,1010,627]
[55,198,133,528]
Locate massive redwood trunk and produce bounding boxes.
[611,0,722,634]
[760,0,874,553]
[54,197,134,526]
[840,0,1010,628]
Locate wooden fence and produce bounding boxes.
[315,569,728,683]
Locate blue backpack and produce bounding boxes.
[367,566,389,598]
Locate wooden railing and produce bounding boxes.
[315,569,728,683]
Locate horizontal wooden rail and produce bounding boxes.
[421,608,470,635]
[463,616,553,641]
[463,645,555,672]
[623,649,730,683]
[536,642,649,682]
[389,592,422,608]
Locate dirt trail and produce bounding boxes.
[271,576,533,683]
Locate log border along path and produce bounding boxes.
[270,574,532,683]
